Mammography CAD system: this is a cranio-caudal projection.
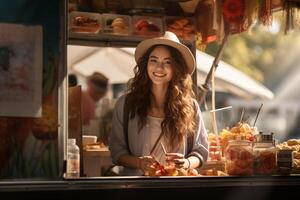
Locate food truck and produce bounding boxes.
[1,0,300,199]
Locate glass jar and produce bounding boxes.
[253,132,277,175]
[208,133,222,161]
[225,137,254,176]
[66,138,80,178]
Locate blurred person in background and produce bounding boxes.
[81,72,108,126]
[68,73,78,87]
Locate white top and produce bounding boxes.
[109,94,208,176]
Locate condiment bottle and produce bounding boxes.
[66,138,80,178]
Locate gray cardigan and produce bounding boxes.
[108,95,208,176]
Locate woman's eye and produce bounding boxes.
[150,59,157,63]
[164,61,172,65]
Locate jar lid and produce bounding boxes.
[256,132,273,142]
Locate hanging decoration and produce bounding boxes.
[284,0,300,33]
[245,0,260,29]
[195,0,217,44]
[259,0,273,26]
[195,32,207,51]
[222,0,247,33]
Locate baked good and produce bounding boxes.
[166,18,195,40]
[71,15,101,33]
[134,19,161,36]
[111,18,125,27]
[111,17,126,33]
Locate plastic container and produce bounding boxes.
[132,16,163,37]
[82,135,97,146]
[164,16,196,41]
[102,14,132,36]
[253,132,277,175]
[66,138,80,178]
[225,137,254,176]
[69,11,102,34]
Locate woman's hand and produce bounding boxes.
[166,153,190,169]
[138,156,158,172]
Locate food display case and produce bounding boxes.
[69,11,102,34]
[164,16,196,41]
[132,15,163,37]
[102,13,132,36]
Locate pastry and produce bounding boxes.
[111,18,126,28]
[166,18,195,40]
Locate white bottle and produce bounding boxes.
[66,138,80,178]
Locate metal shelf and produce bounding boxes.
[68,32,151,47]
[68,32,194,47]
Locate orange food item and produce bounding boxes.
[145,162,199,177]
[225,137,254,176]
[220,122,256,156]
[177,168,188,176]
[254,150,277,174]
[208,133,222,161]
[225,144,254,176]
[135,19,149,30]
[187,168,199,176]
[135,19,160,36]
[166,18,195,40]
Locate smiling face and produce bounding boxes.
[147,46,173,86]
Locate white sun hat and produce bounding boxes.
[134,31,196,74]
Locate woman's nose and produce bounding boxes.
[155,61,164,69]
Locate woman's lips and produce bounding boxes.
[153,72,166,77]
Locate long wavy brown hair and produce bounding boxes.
[127,45,197,149]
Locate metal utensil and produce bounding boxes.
[160,142,167,155]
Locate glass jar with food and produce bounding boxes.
[253,132,277,175]
[208,133,222,161]
[225,136,254,176]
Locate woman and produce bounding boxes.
[109,32,208,176]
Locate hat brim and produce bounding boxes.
[135,38,196,74]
